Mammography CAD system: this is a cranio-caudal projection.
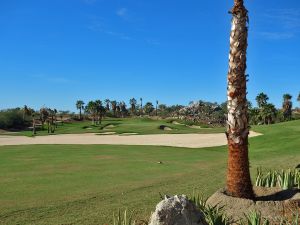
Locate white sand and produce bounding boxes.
[0,131,261,148]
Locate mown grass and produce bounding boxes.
[0,120,299,224]
[6,117,224,136]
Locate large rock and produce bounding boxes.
[149,195,207,225]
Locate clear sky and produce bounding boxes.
[0,0,299,111]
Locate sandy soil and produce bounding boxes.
[0,131,261,148]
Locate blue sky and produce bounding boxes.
[0,0,299,111]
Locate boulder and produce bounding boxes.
[149,195,207,225]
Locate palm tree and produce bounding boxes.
[260,103,277,124]
[282,94,292,121]
[144,102,154,115]
[111,100,117,117]
[104,99,110,112]
[86,101,97,124]
[120,101,127,118]
[226,0,254,199]
[76,100,85,120]
[95,100,105,124]
[116,102,121,117]
[255,93,269,108]
[129,98,137,116]
[297,93,300,105]
[140,98,143,116]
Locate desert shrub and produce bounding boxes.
[0,108,30,129]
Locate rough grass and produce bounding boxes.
[5,117,224,136]
[0,120,299,224]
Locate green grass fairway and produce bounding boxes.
[0,120,299,224]
[9,117,224,136]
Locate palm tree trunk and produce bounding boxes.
[226,0,254,199]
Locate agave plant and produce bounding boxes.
[242,211,270,225]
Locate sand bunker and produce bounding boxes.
[105,124,116,129]
[171,121,184,125]
[0,131,261,148]
[188,125,202,129]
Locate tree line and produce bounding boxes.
[76,92,300,126]
[0,92,299,132]
[76,98,184,121]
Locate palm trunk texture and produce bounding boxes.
[226,0,254,199]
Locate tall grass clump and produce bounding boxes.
[113,209,135,225]
[255,168,300,190]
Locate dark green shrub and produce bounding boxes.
[0,108,30,129]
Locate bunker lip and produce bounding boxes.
[0,131,262,148]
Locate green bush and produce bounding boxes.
[0,108,30,129]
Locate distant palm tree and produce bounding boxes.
[297,93,300,107]
[120,101,127,118]
[95,100,105,124]
[140,98,143,116]
[76,100,85,120]
[116,102,121,117]
[226,0,254,199]
[129,98,137,115]
[260,103,277,124]
[104,99,110,112]
[144,102,154,115]
[86,101,97,124]
[255,92,269,108]
[111,100,117,117]
[282,94,292,121]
